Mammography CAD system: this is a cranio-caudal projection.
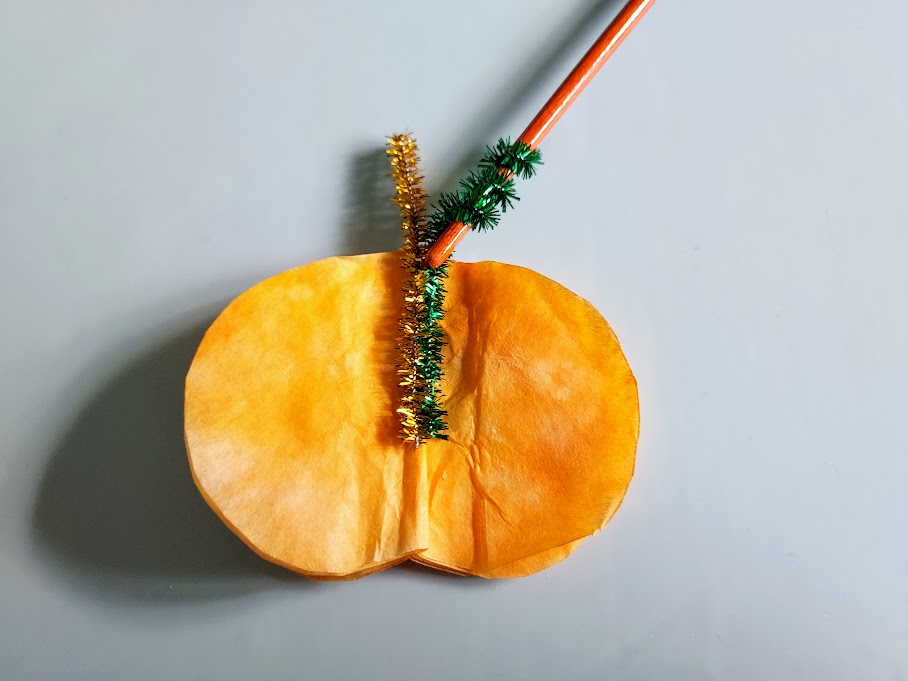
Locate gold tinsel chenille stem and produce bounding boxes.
[388,134,430,446]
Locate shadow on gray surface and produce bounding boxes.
[31,319,304,603]
[341,147,400,257]
[433,0,629,193]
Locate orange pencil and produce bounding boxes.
[425,0,657,269]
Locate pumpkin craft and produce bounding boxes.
[184,1,655,580]
[184,253,639,579]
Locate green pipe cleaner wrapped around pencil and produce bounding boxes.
[389,135,542,445]
[427,138,542,238]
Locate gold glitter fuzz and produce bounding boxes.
[388,133,430,446]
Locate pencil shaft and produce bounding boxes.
[519,0,656,149]
[424,0,656,268]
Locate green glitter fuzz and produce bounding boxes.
[427,138,543,240]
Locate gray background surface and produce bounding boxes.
[2,0,906,678]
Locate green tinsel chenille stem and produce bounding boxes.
[425,138,542,243]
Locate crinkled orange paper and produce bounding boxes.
[185,252,638,579]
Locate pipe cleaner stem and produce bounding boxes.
[388,134,448,445]
[424,138,542,247]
